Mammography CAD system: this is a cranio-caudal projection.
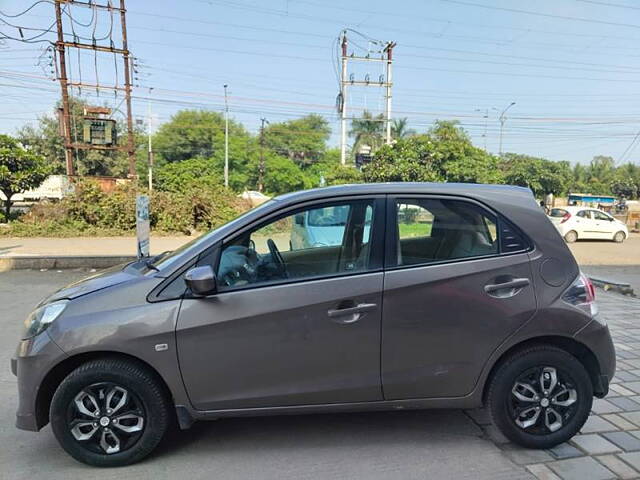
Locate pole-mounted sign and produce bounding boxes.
[136,195,150,258]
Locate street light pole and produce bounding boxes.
[223,84,229,188]
[498,101,516,157]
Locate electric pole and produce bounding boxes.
[258,117,268,193]
[338,31,395,165]
[475,108,489,151]
[54,0,74,176]
[52,0,137,177]
[223,84,229,188]
[384,41,396,145]
[497,101,516,157]
[147,87,154,191]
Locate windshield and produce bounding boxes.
[148,200,276,271]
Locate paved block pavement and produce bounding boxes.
[465,290,640,479]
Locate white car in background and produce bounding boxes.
[548,206,629,243]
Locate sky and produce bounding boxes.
[2,0,640,165]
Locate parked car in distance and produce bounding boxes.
[13,183,615,467]
[548,206,629,243]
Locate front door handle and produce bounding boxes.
[484,278,530,296]
[328,303,377,324]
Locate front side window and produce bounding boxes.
[217,200,375,290]
[593,211,611,221]
[395,198,498,266]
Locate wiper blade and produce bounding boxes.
[143,259,160,272]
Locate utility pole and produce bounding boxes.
[147,87,154,191]
[258,117,268,193]
[475,108,489,151]
[497,101,516,157]
[52,0,137,177]
[54,0,74,176]
[384,41,396,145]
[338,31,396,165]
[339,34,348,166]
[223,84,229,188]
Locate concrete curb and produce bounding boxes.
[588,275,635,297]
[0,255,135,271]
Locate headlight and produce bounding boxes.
[23,300,69,339]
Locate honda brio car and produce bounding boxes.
[13,183,615,467]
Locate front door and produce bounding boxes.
[177,197,385,411]
[591,210,616,239]
[381,196,537,399]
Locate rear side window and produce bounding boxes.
[577,210,590,218]
[394,198,498,266]
[549,208,567,218]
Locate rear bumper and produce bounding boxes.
[575,318,616,398]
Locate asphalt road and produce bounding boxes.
[0,270,530,480]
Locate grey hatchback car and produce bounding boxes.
[13,183,615,467]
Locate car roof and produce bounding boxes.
[557,206,607,213]
[273,182,534,205]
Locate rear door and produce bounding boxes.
[381,196,537,399]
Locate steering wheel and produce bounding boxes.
[267,239,288,278]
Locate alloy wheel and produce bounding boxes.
[67,382,146,455]
[508,366,578,435]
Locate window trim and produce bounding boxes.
[384,194,532,271]
[211,195,387,294]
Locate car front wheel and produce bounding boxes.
[487,345,592,449]
[613,231,626,243]
[50,358,170,467]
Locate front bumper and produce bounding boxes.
[13,333,67,432]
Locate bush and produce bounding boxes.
[0,179,250,237]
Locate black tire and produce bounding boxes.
[613,231,626,243]
[487,345,592,449]
[564,231,578,243]
[50,358,170,467]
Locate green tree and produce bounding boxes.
[154,157,222,193]
[153,110,251,165]
[264,114,330,166]
[501,153,571,196]
[349,110,385,154]
[363,120,502,184]
[245,152,308,195]
[0,134,51,221]
[391,118,416,139]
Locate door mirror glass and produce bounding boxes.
[185,265,217,296]
[294,213,305,226]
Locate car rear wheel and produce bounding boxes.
[613,231,626,243]
[50,358,170,467]
[564,231,578,243]
[487,345,592,449]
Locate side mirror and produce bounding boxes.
[185,265,217,296]
[294,213,305,226]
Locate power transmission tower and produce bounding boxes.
[53,0,137,177]
[258,117,269,193]
[338,31,396,166]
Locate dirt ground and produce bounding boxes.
[567,232,640,266]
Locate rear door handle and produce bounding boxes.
[484,278,530,295]
[328,303,377,323]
